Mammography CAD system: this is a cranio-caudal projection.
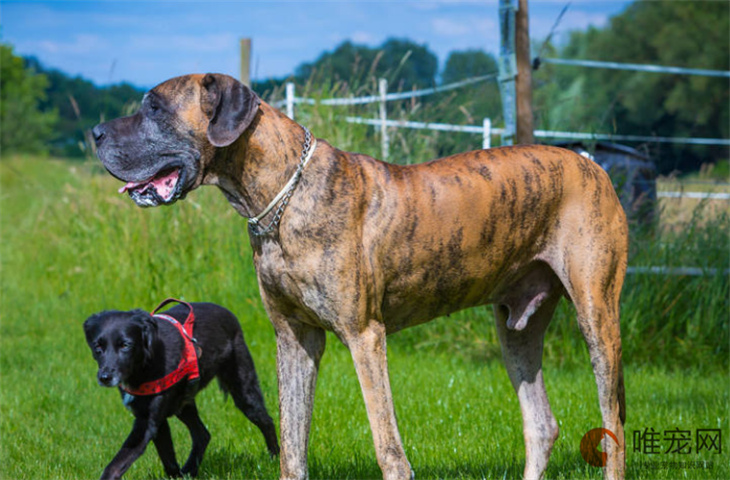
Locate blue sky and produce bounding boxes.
[1,0,632,88]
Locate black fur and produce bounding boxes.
[83,302,279,480]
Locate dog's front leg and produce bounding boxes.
[152,419,182,478]
[176,402,211,477]
[100,416,158,480]
[274,317,326,480]
[344,321,413,480]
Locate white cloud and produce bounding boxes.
[432,17,497,38]
[129,33,239,54]
[351,31,379,44]
[21,34,108,55]
[432,18,472,36]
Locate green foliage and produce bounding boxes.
[295,38,438,90]
[0,44,58,154]
[534,2,729,173]
[24,56,144,158]
[442,49,497,84]
[433,50,502,156]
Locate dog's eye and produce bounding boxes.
[146,97,162,116]
[120,341,132,351]
[148,102,160,115]
[94,345,103,355]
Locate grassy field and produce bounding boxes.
[1,155,728,480]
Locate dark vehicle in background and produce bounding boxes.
[553,141,657,225]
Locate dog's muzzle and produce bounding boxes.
[98,369,119,387]
[92,120,193,208]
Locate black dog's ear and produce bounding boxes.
[131,310,158,364]
[83,313,107,346]
[201,73,261,147]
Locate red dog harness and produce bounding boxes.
[122,298,200,396]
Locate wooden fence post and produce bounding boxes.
[515,0,534,144]
[239,38,251,88]
[285,82,295,120]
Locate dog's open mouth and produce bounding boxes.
[118,166,185,207]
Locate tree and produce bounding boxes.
[379,38,438,90]
[0,44,58,155]
[439,49,502,127]
[24,56,144,158]
[534,2,729,173]
[442,49,498,84]
[295,38,438,90]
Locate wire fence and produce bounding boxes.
[273,59,729,277]
[540,57,730,78]
[277,58,730,158]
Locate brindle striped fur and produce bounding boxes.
[94,74,628,480]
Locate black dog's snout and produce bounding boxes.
[98,370,114,386]
[92,124,106,145]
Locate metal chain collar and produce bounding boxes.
[248,128,314,236]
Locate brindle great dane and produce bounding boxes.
[93,73,627,480]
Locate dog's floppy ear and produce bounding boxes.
[132,310,158,364]
[83,313,107,347]
[201,73,261,147]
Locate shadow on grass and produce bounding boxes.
[199,447,603,480]
[199,448,279,479]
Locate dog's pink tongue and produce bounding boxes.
[151,169,179,200]
[117,169,179,199]
[118,181,146,194]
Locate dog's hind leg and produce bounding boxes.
[571,287,626,480]
[152,419,182,478]
[494,290,561,480]
[557,213,627,480]
[176,402,211,477]
[220,331,280,457]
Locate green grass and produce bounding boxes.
[1,156,728,480]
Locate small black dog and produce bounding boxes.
[83,299,279,480]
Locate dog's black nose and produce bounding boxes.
[92,124,106,145]
[98,371,113,386]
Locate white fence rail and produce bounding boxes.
[541,57,730,78]
[281,76,730,203]
[627,266,729,276]
[345,116,495,151]
[657,191,730,200]
[344,115,730,148]
[278,70,729,160]
[276,73,497,109]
